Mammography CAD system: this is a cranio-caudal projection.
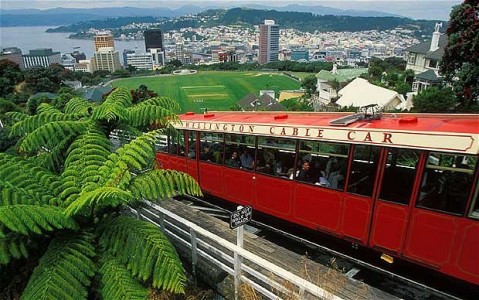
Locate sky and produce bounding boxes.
[1,0,461,20]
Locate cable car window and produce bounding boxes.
[199,132,224,164]
[155,133,168,153]
[187,131,197,159]
[224,134,255,170]
[298,141,350,189]
[469,183,479,220]
[256,137,296,178]
[169,129,186,157]
[417,153,476,216]
[379,148,420,205]
[347,145,381,197]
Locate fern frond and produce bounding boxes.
[0,205,78,235]
[64,187,133,217]
[19,120,91,154]
[10,113,83,137]
[37,103,62,115]
[0,234,30,264]
[138,96,180,112]
[129,169,202,201]
[99,216,186,293]
[92,87,132,123]
[98,254,148,300]
[0,179,44,206]
[64,97,93,115]
[5,111,29,123]
[127,105,180,128]
[21,233,96,300]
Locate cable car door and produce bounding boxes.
[368,148,421,254]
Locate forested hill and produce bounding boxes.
[182,8,439,33]
[44,7,440,35]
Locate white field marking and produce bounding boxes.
[181,85,225,89]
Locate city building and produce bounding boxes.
[291,49,309,61]
[75,59,93,73]
[258,20,279,65]
[144,29,164,51]
[22,48,61,69]
[0,47,24,69]
[61,54,77,71]
[406,23,446,92]
[144,29,166,67]
[94,32,115,51]
[93,47,121,72]
[71,51,86,63]
[125,51,153,70]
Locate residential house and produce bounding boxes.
[406,23,447,92]
[336,78,408,111]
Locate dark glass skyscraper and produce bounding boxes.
[144,29,164,51]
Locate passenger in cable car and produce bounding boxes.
[296,161,314,183]
[225,151,241,168]
[240,149,254,169]
[200,144,213,161]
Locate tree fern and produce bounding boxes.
[138,96,180,113]
[21,233,96,300]
[36,103,62,115]
[65,187,134,217]
[0,234,29,264]
[127,105,179,128]
[9,112,84,137]
[0,179,44,206]
[98,254,149,300]
[129,170,202,201]
[0,205,78,236]
[99,216,186,293]
[64,97,93,115]
[19,120,91,154]
[92,87,132,123]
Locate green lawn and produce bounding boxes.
[112,71,301,112]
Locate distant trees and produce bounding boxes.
[440,0,479,111]
[301,75,317,97]
[131,84,158,104]
[0,60,24,97]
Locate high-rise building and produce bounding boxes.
[93,47,121,72]
[144,29,164,51]
[94,32,115,51]
[125,50,153,70]
[258,20,279,65]
[22,48,61,69]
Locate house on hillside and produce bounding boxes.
[336,78,408,111]
[406,23,446,92]
[237,93,283,111]
[315,64,368,105]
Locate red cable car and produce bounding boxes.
[156,111,479,285]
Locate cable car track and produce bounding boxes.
[170,194,475,300]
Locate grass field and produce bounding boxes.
[112,71,301,112]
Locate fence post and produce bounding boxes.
[190,228,198,282]
[234,223,244,300]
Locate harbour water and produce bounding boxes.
[0,26,145,64]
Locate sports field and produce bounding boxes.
[112,71,301,112]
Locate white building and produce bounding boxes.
[22,48,61,69]
[126,51,153,70]
[75,59,93,73]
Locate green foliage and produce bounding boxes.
[131,85,159,104]
[281,98,313,112]
[21,233,96,300]
[412,87,457,113]
[2,81,201,298]
[300,75,317,97]
[129,169,202,200]
[0,60,24,97]
[98,255,148,300]
[99,216,187,293]
[0,205,78,237]
[440,0,479,110]
[92,87,131,123]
